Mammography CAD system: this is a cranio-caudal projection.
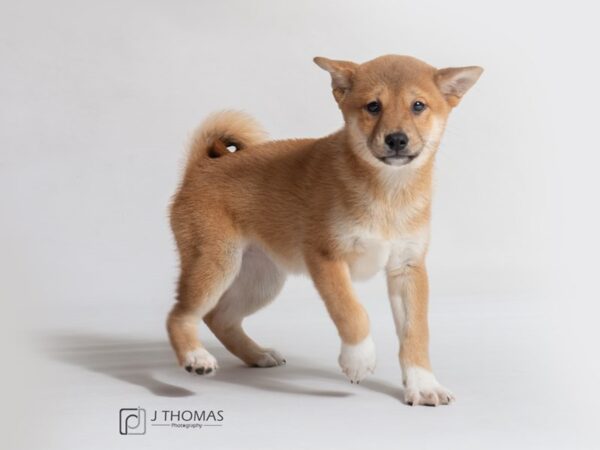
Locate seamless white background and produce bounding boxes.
[1,1,599,449]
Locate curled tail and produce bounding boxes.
[187,110,268,167]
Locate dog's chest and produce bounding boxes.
[333,198,430,280]
[342,227,429,280]
[346,235,392,280]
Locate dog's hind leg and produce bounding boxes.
[204,246,287,367]
[167,239,243,375]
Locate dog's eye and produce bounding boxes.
[412,101,426,113]
[365,101,381,114]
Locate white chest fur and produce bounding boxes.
[348,236,391,280]
[346,227,429,280]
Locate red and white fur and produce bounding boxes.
[167,55,482,406]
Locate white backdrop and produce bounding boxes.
[1,1,599,449]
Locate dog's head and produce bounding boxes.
[314,55,482,169]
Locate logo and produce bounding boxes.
[119,407,224,435]
[119,408,147,435]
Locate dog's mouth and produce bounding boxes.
[377,152,419,166]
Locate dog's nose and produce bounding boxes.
[384,132,409,152]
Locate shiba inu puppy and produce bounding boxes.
[168,55,482,406]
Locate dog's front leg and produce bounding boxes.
[386,264,455,406]
[306,252,375,383]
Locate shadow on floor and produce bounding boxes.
[39,332,403,401]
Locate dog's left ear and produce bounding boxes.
[436,66,483,107]
[313,57,358,104]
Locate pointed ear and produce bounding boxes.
[313,56,358,104]
[436,66,483,107]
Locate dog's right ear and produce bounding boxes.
[313,57,358,104]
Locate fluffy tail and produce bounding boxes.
[187,110,268,167]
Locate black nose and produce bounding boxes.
[384,132,409,152]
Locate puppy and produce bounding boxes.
[168,55,482,406]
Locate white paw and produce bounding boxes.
[338,335,376,383]
[403,367,454,406]
[183,348,218,376]
[254,348,286,367]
